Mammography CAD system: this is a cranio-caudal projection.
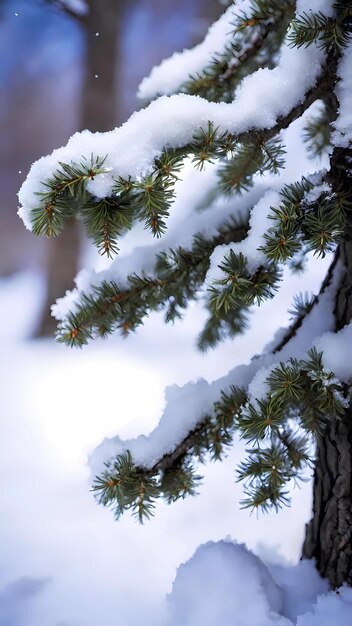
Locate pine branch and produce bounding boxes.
[288,9,352,51]
[21,0,352,524]
[56,220,249,346]
[260,179,348,261]
[174,1,295,102]
[30,155,107,238]
[236,0,295,28]
[26,48,338,250]
[237,436,307,512]
[208,252,282,315]
[197,306,250,352]
[183,24,273,102]
[218,139,286,194]
[93,338,349,517]
[56,173,348,347]
[91,252,348,519]
[303,101,333,159]
[204,177,347,326]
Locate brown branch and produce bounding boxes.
[273,247,340,353]
[223,25,272,78]
[237,56,338,146]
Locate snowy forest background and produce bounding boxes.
[1,1,351,625]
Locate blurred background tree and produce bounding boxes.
[0,0,222,334]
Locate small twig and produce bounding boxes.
[273,247,340,353]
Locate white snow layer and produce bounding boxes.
[138,1,252,99]
[51,170,267,321]
[206,189,280,284]
[168,541,289,626]
[247,364,275,405]
[18,17,328,229]
[332,41,352,148]
[167,540,352,626]
[51,102,328,325]
[138,0,334,100]
[314,322,352,383]
[89,268,342,475]
[295,589,352,626]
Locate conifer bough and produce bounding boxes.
[19,0,352,588]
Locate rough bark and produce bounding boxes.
[302,147,352,588]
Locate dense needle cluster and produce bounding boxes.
[93,348,347,521]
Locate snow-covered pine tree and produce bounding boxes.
[18,0,351,588]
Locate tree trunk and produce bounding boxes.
[302,147,352,588]
[80,0,123,132]
[302,401,352,587]
[36,0,123,336]
[35,218,81,336]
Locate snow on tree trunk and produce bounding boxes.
[302,147,352,588]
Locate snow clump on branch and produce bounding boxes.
[18,0,331,229]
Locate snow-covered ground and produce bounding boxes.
[2,263,352,626]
